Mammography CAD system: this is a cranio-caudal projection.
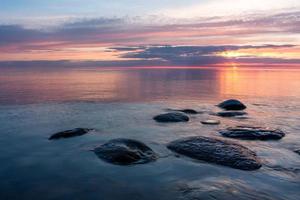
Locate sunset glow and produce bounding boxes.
[0,0,299,66]
[1,2,300,199]
[218,46,300,59]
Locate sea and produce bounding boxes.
[0,66,299,200]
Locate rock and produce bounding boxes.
[94,139,157,165]
[294,150,300,155]
[177,180,275,200]
[153,112,189,123]
[219,126,285,140]
[179,109,199,114]
[167,136,261,170]
[169,109,199,114]
[49,128,94,140]
[216,111,247,117]
[218,99,247,110]
[201,120,220,125]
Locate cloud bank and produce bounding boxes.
[0,10,299,66]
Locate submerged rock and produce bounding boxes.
[216,111,247,117]
[218,99,247,110]
[219,126,285,140]
[49,128,93,140]
[178,179,277,200]
[168,109,200,114]
[294,149,300,155]
[179,109,200,114]
[94,138,157,165]
[167,136,261,170]
[153,112,189,123]
[201,119,220,125]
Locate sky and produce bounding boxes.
[1,0,300,66]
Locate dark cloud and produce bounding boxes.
[0,10,299,65]
[0,18,135,49]
[63,18,124,29]
[1,55,300,68]
[0,25,48,46]
[109,46,146,52]
[114,44,297,65]
[0,11,299,48]
[1,44,299,67]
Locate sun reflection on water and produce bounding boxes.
[218,65,300,97]
[0,66,300,105]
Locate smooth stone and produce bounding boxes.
[169,109,199,114]
[218,99,247,110]
[153,112,189,123]
[49,128,93,140]
[94,138,157,165]
[216,111,247,117]
[219,126,285,140]
[167,136,261,170]
[201,119,220,125]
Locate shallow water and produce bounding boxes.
[0,66,299,200]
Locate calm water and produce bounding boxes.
[0,66,300,200]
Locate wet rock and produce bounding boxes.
[201,119,220,125]
[219,126,285,140]
[218,99,247,110]
[216,111,247,117]
[168,109,200,114]
[167,136,261,170]
[153,112,189,123]
[94,138,157,165]
[49,128,94,140]
[294,149,300,155]
[179,109,200,114]
[178,179,277,200]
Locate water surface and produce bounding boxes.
[1,66,300,104]
[0,66,299,200]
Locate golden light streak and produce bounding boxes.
[218,66,300,97]
[218,46,300,59]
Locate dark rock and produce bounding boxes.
[179,109,199,114]
[167,136,261,170]
[295,150,300,155]
[216,111,247,117]
[49,128,93,140]
[178,180,275,200]
[94,138,157,165]
[169,109,199,114]
[153,112,189,123]
[219,126,285,140]
[218,99,247,110]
